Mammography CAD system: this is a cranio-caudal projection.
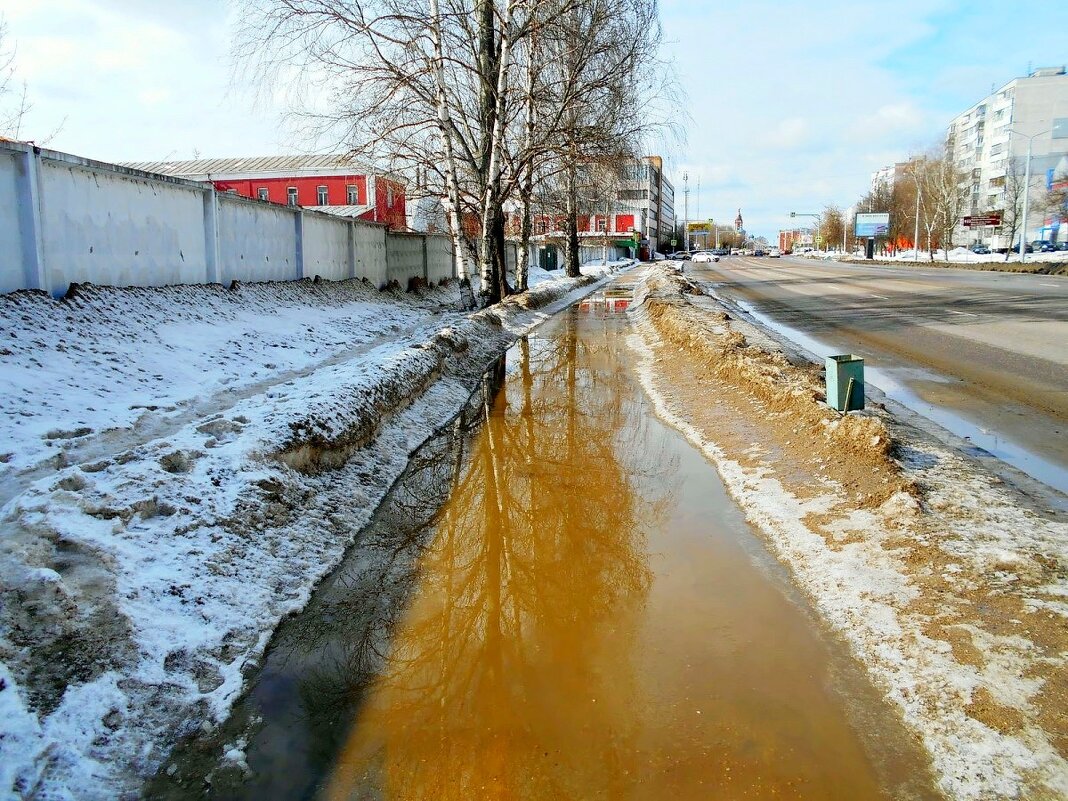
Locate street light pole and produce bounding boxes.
[1006,126,1050,263]
[1019,136,1033,263]
[683,171,690,251]
[913,184,921,263]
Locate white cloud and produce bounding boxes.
[764,117,811,151]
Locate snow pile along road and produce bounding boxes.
[628,265,1068,801]
[0,266,611,799]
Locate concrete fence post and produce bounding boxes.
[422,235,429,282]
[203,188,220,284]
[294,209,305,279]
[348,221,357,279]
[15,147,48,293]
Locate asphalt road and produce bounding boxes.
[688,255,1068,497]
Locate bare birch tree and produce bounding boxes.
[997,157,1029,261]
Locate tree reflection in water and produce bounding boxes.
[324,310,670,801]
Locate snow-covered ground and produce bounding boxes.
[0,263,623,799]
[797,247,1068,265]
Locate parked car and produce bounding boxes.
[1010,242,1034,254]
[768,248,781,258]
[670,251,692,261]
[691,250,720,263]
[753,249,766,257]
[1031,240,1055,252]
[1055,241,1068,252]
[970,244,991,255]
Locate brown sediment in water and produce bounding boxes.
[320,304,938,801]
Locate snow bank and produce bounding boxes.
[0,271,610,799]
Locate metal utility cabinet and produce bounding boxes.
[825,355,865,412]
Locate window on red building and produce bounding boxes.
[257,187,269,201]
[287,187,298,206]
[597,218,607,232]
[347,185,358,204]
[317,185,329,205]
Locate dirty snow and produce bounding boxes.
[0,264,619,800]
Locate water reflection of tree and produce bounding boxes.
[324,311,671,801]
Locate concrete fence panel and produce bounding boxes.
[217,195,299,284]
[425,235,455,284]
[386,232,426,285]
[39,156,209,294]
[0,150,25,294]
[353,222,388,286]
[302,213,351,281]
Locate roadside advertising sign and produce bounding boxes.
[854,212,890,237]
[963,213,1002,227]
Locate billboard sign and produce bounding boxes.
[963,213,1002,227]
[855,212,890,237]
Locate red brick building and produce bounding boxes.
[122,155,407,230]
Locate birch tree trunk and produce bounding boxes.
[478,0,515,304]
[429,0,473,283]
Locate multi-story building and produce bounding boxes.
[870,162,910,192]
[946,66,1068,248]
[121,154,408,230]
[619,155,675,253]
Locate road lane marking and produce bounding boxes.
[1039,283,1058,287]
[946,310,978,317]
[870,294,890,300]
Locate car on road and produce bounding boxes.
[768,248,781,258]
[970,244,991,255]
[673,251,692,261]
[753,249,766,257]
[711,248,729,256]
[691,250,720,263]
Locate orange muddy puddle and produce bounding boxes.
[320,303,937,801]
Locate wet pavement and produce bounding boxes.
[151,284,939,800]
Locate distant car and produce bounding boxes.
[1011,242,1034,254]
[970,244,991,255]
[711,248,729,256]
[1055,241,1068,252]
[768,248,781,258]
[691,250,720,263]
[669,251,692,261]
[1031,240,1055,252]
[753,249,766,257]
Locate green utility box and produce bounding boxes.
[825,354,865,412]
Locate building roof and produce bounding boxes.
[306,204,375,218]
[119,154,404,183]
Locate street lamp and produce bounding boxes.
[1006,126,1050,263]
[790,211,820,252]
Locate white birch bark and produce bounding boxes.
[430,0,473,282]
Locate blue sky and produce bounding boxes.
[2,0,1066,238]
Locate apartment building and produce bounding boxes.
[619,156,675,253]
[946,66,1068,248]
